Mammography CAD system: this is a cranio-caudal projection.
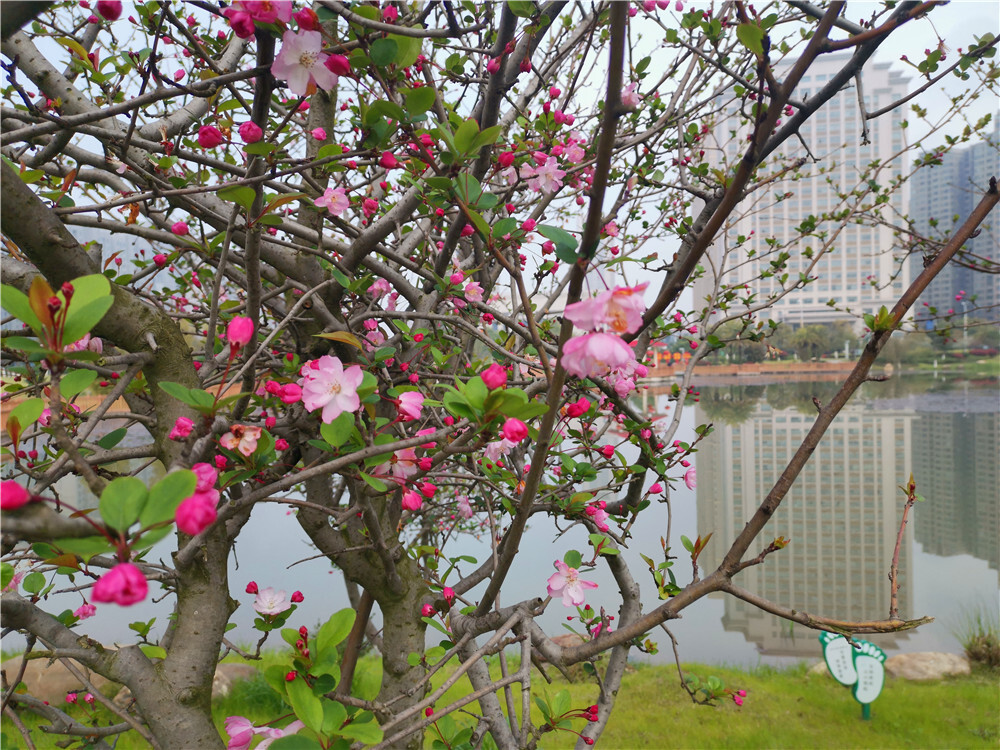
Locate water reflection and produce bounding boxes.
[693,377,999,659]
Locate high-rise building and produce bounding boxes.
[695,53,910,327]
[910,124,1000,321]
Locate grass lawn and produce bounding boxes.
[3,655,997,748]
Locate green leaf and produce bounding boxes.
[139,645,167,660]
[320,413,357,449]
[452,173,483,204]
[99,477,148,533]
[285,677,324,733]
[470,125,502,152]
[9,398,45,431]
[0,284,42,332]
[22,572,46,594]
[270,735,323,750]
[465,208,489,238]
[97,427,128,450]
[243,141,278,156]
[453,119,480,155]
[404,86,436,116]
[217,185,256,210]
[507,0,537,18]
[321,700,349,735]
[61,296,114,346]
[1,563,14,589]
[736,23,765,57]
[59,369,97,399]
[680,535,694,553]
[359,472,388,492]
[52,536,113,563]
[443,389,475,419]
[317,608,356,656]
[339,717,383,744]
[2,336,45,353]
[389,34,422,68]
[141,470,197,527]
[370,38,399,67]
[563,549,582,569]
[464,376,488,411]
[538,225,579,263]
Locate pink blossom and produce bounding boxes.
[375,448,419,481]
[74,603,97,620]
[546,560,598,607]
[1,481,32,510]
[175,490,219,535]
[91,563,148,606]
[585,503,610,532]
[153,254,168,267]
[522,159,566,193]
[561,333,636,379]
[224,716,256,750]
[683,467,697,490]
[227,316,254,351]
[464,281,484,302]
[299,355,364,424]
[238,121,263,144]
[314,187,349,216]
[483,437,517,463]
[487,56,502,74]
[253,587,292,615]
[290,590,304,603]
[192,463,218,492]
[379,151,401,169]
[220,425,262,457]
[603,220,619,237]
[398,391,423,421]
[271,30,337,97]
[457,495,473,518]
[383,5,399,22]
[401,491,423,511]
[621,82,640,109]
[257,721,304,749]
[169,416,194,441]
[171,221,189,236]
[481,363,507,390]
[362,198,379,217]
[197,125,224,148]
[96,0,122,21]
[421,603,436,617]
[564,283,648,335]
[501,418,528,442]
[649,482,663,494]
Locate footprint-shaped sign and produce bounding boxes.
[818,633,886,717]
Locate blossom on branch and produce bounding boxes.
[92,563,148,606]
[299,355,364,424]
[271,30,338,97]
[546,560,598,607]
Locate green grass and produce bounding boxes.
[953,602,1000,670]
[3,655,998,749]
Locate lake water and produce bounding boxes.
[11,374,998,669]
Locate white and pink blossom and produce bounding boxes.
[299,355,364,424]
[546,560,598,607]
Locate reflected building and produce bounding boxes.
[909,407,999,576]
[695,394,915,656]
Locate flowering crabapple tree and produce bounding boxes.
[1,1,998,748]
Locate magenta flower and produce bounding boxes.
[683,467,697,490]
[299,355,364,424]
[501,418,528,442]
[271,30,337,97]
[325,54,351,77]
[561,333,636,379]
[253,587,292,615]
[171,221,189,236]
[153,253,168,267]
[565,397,591,418]
[278,382,302,404]
[197,125,224,148]
[96,0,122,21]
[481,363,507,390]
[238,121,263,144]
[401,491,423,511]
[169,417,194,441]
[227,316,254,351]
[397,391,424,421]
[192,463,218,492]
[224,716,256,750]
[546,560,598,607]
[92,563,148,606]
[379,151,400,169]
[220,425,262,457]
[421,603,435,617]
[73,603,97,620]
[314,187,349,216]
[1,481,32,511]
[585,503,610,532]
[175,490,219,535]
[649,482,663,494]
